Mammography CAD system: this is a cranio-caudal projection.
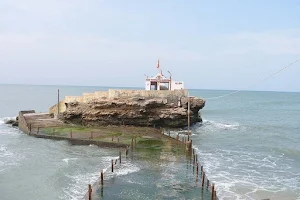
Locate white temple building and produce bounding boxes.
[145,60,184,91]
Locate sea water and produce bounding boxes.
[0,84,299,200]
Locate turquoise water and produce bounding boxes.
[0,85,300,200]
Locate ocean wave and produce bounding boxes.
[62,158,78,164]
[0,145,14,158]
[193,146,300,200]
[115,163,140,177]
[0,116,17,125]
[59,156,140,200]
[0,144,24,172]
[199,119,240,131]
[62,171,100,200]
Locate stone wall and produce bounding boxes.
[65,96,83,103]
[95,91,108,98]
[107,89,187,100]
[18,110,35,133]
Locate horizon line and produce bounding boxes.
[0,83,299,93]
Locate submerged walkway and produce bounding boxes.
[17,110,219,200]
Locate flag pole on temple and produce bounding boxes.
[157,59,162,75]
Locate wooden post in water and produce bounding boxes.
[101,184,104,197]
[88,184,92,200]
[211,183,215,200]
[196,162,199,175]
[126,147,129,157]
[207,179,210,189]
[202,172,205,188]
[214,191,217,200]
[193,154,196,165]
[119,148,121,164]
[115,159,117,165]
[196,154,198,163]
[131,138,134,150]
[57,89,60,116]
[101,170,104,185]
[111,159,114,172]
[187,94,190,141]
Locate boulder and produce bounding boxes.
[5,117,18,127]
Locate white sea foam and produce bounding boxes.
[62,171,100,200]
[0,145,14,158]
[0,116,17,125]
[201,119,240,131]
[62,158,78,164]
[59,155,140,200]
[193,145,300,200]
[0,144,23,172]
[115,163,140,177]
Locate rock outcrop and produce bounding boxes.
[5,117,18,127]
[60,96,205,128]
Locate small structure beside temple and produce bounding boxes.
[145,60,184,91]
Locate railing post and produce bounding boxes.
[202,172,205,188]
[126,147,129,157]
[211,183,215,200]
[101,170,104,185]
[119,148,121,164]
[88,184,92,200]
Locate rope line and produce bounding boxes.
[203,57,300,100]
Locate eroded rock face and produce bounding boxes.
[61,97,205,128]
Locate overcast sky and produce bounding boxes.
[1,0,300,91]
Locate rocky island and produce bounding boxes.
[50,89,205,128]
[55,90,205,128]
[15,69,206,147]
